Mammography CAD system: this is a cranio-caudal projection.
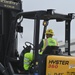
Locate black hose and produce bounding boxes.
[0,63,9,75]
[42,26,47,39]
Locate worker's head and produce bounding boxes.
[45,29,54,38]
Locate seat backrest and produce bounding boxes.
[43,46,59,55]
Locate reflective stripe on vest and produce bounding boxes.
[39,39,48,55]
[24,57,30,64]
[42,39,48,51]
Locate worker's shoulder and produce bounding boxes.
[25,52,33,60]
[52,38,57,41]
[25,52,33,56]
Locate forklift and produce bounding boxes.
[16,9,75,75]
[0,0,75,75]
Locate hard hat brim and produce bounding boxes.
[45,33,54,36]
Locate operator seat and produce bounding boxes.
[42,46,59,55]
[39,46,59,75]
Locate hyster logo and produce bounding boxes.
[49,60,69,65]
[48,64,58,68]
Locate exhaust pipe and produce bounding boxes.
[0,63,9,75]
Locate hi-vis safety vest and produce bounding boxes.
[39,38,58,54]
[23,52,33,70]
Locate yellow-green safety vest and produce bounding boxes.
[40,38,58,54]
[23,52,33,70]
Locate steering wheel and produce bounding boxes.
[25,41,34,50]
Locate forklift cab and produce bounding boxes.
[15,9,75,75]
[16,9,75,55]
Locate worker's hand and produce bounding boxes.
[26,46,31,51]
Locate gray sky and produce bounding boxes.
[18,0,75,53]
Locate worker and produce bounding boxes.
[23,46,33,74]
[39,28,58,54]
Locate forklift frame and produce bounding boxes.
[16,9,75,74]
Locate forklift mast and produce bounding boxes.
[0,0,22,68]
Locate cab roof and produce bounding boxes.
[16,9,74,21]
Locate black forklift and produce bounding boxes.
[0,0,75,75]
[16,9,75,75]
